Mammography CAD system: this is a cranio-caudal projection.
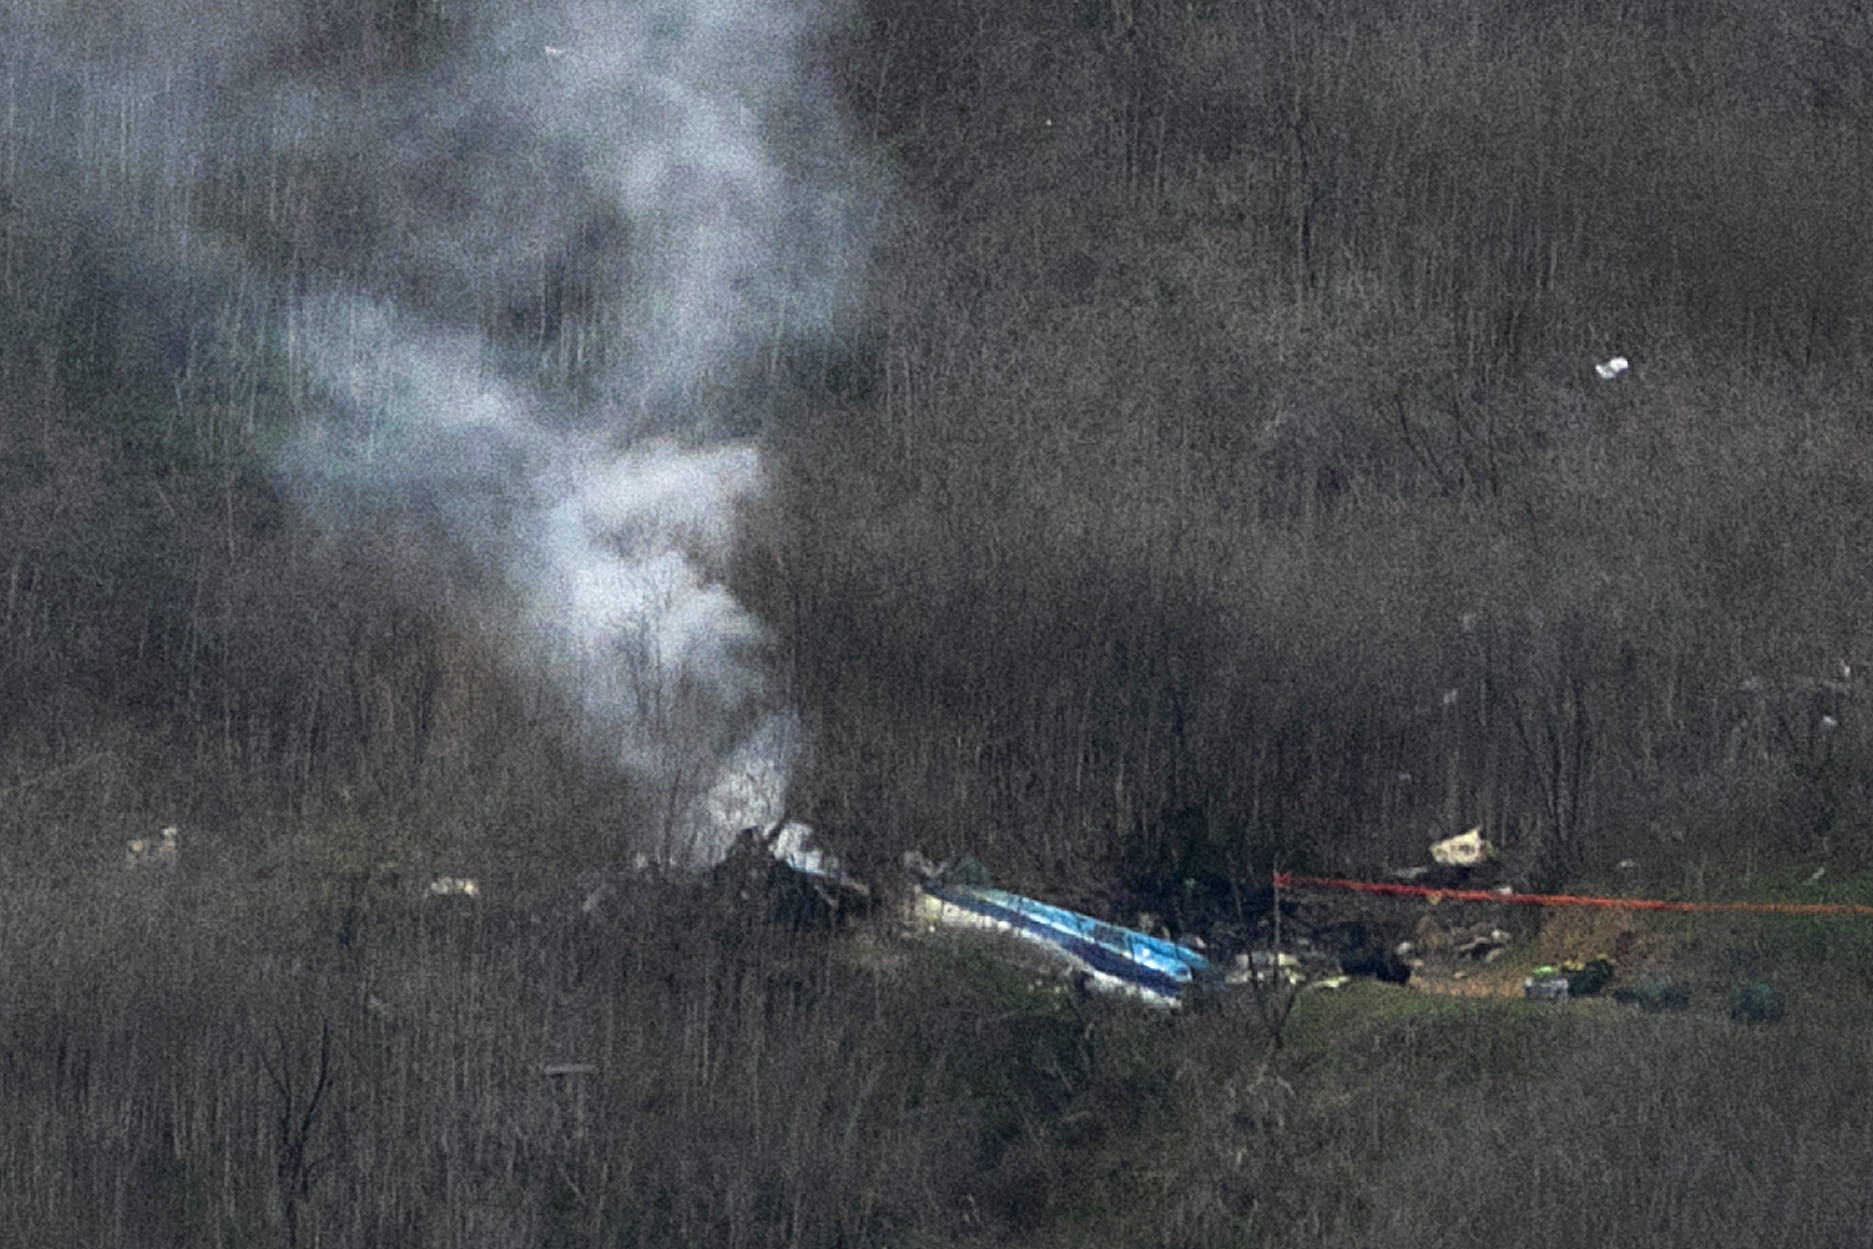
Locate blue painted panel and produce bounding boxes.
[924,884,1219,1002]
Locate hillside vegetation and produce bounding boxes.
[4,0,1873,1245]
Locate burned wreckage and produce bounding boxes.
[714,820,1368,1009]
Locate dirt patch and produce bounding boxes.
[1291,892,1687,999]
[1407,902,1701,1000]
[1273,884,1759,1004]
[1408,963,1528,998]
[1278,881,1873,1027]
[1535,906,1673,972]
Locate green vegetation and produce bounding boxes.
[6,0,1873,1243]
[8,893,1868,1248]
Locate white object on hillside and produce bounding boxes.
[126,826,179,871]
[1594,356,1629,380]
[427,876,481,899]
[1227,950,1303,987]
[1429,827,1495,868]
[578,874,615,917]
[768,821,867,895]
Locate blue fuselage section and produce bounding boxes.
[920,884,1219,1004]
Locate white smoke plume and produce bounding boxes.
[5,0,870,864]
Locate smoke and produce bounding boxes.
[5,0,871,864]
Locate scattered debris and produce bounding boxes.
[426,876,481,899]
[1455,928,1512,961]
[716,819,873,928]
[1229,950,1303,987]
[126,825,179,871]
[1299,918,1412,984]
[1414,915,1507,957]
[1523,967,1570,1001]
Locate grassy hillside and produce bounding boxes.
[5,869,1871,1248]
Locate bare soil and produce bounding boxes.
[1290,889,1693,1001]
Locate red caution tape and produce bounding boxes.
[1272,871,1873,917]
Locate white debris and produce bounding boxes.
[1228,950,1303,987]
[126,826,179,871]
[768,821,865,895]
[1430,827,1496,868]
[1456,928,1512,960]
[1524,975,1570,1001]
[1594,356,1629,380]
[427,876,481,898]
